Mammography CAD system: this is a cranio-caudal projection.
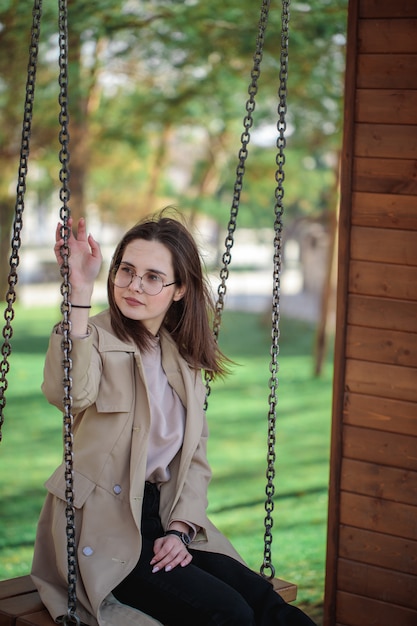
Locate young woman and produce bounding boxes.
[32,211,316,626]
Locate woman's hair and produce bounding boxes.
[107,209,229,379]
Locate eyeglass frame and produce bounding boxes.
[110,263,178,296]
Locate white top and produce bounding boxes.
[141,337,185,485]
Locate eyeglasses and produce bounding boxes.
[111,264,177,296]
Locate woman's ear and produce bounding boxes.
[173,284,186,302]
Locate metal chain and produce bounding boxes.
[260,0,290,580]
[204,0,271,409]
[58,1,80,624]
[0,0,43,443]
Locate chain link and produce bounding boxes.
[260,0,290,580]
[57,2,80,624]
[0,0,43,443]
[204,0,271,409]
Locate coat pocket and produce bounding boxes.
[95,351,135,413]
[45,465,96,509]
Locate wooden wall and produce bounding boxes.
[323,1,417,625]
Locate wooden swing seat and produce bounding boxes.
[0,574,297,625]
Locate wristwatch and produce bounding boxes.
[164,529,191,546]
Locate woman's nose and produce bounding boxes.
[130,275,144,292]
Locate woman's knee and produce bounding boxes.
[208,596,255,626]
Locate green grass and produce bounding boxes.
[0,305,333,623]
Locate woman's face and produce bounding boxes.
[113,238,185,335]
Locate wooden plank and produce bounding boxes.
[356,89,417,125]
[348,294,417,333]
[355,123,417,159]
[358,54,417,89]
[351,191,417,230]
[339,525,417,575]
[340,491,417,541]
[341,457,417,506]
[349,259,417,301]
[346,325,417,368]
[358,19,417,54]
[337,590,417,626]
[323,2,359,623]
[0,575,296,626]
[338,558,417,610]
[0,578,35,601]
[343,424,417,471]
[343,392,417,437]
[16,611,55,626]
[350,225,417,265]
[345,357,417,403]
[360,0,417,18]
[353,157,417,195]
[271,578,297,603]
[0,593,43,626]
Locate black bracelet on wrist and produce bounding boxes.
[70,304,92,309]
[164,529,191,546]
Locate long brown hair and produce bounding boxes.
[107,210,228,379]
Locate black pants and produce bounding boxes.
[113,482,316,626]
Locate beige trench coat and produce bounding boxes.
[31,310,243,626]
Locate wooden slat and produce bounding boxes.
[0,578,34,601]
[358,19,417,54]
[350,225,417,265]
[356,89,417,125]
[0,592,44,626]
[348,294,417,333]
[16,611,55,626]
[351,191,417,230]
[346,325,417,368]
[353,157,417,195]
[340,491,417,541]
[354,123,417,159]
[360,0,417,18]
[339,525,417,575]
[0,575,296,625]
[358,54,417,89]
[271,578,297,603]
[323,4,359,620]
[343,392,417,437]
[349,259,417,301]
[343,424,417,471]
[336,590,417,626]
[341,457,417,506]
[338,558,417,610]
[345,358,417,403]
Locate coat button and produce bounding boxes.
[113,484,122,495]
[82,546,94,557]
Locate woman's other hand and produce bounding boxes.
[151,535,193,573]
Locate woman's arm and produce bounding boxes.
[54,217,102,336]
[42,329,103,412]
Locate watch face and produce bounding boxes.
[182,532,191,546]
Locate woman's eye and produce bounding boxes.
[146,273,160,282]
[121,266,133,275]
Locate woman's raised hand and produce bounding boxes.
[54,217,102,289]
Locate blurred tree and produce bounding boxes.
[0,0,348,297]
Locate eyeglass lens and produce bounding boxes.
[113,266,164,294]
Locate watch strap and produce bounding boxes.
[164,529,191,546]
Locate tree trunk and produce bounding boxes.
[0,199,16,302]
[65,25,89,223]
[313,157,340,376]
[143,123,173,214]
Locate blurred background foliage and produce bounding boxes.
[0,0,347,292]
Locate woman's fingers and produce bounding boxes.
[53,218,102,282]
[88,233,102,260]
[151,536,193,573]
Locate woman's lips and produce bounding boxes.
[124,297,143,306]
